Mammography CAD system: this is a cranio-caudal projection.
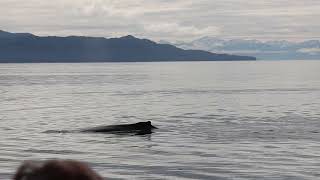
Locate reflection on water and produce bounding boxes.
[1,61,320,179]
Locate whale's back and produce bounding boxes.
[82,121,157,135]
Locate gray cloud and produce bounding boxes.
[0,0,319,41]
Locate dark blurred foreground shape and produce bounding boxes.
[13,160,104,180]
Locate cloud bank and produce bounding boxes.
[0,0,319,41]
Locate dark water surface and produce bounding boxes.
[1,61,320,179]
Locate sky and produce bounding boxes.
[0,0,320,42]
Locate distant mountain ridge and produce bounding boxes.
[0,30,255,63]
[167,37,320,60]
[0,30,35,38]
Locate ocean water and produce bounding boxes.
[1,61,320,180]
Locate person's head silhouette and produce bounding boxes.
[14,160,103,180]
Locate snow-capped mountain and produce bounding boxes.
[163,37,320,60]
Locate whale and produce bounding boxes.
[44,121,157,135]
[81,121,157,135]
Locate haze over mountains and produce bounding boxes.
[0,30,255,63]
[163,37,320,60]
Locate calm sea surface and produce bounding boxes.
[1,61,320,179]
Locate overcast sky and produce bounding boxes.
[0,0,319,42]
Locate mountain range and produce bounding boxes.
[0,30,255,63]
[164,37,320,60]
